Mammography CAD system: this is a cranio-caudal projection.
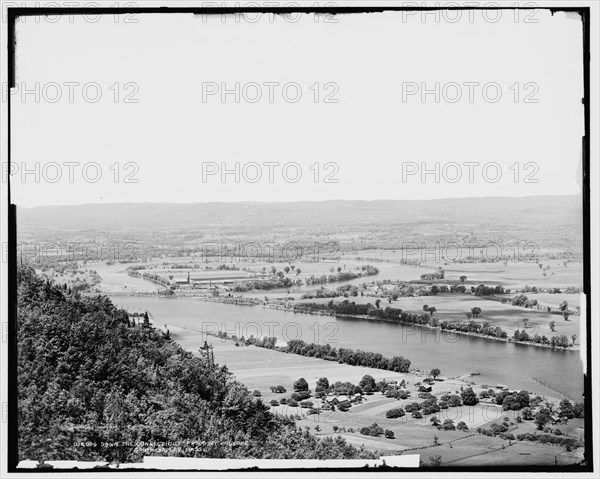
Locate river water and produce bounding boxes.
[110,295,584,401]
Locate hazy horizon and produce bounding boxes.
[13,193,583,210]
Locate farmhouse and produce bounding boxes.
[323,393,363,406]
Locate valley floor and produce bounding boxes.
[162,322,585,467]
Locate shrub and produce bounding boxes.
[490,423,508,435]
[384,429,395,439]
[442,419,455,430]
[288,399,299,407]
[369,423,384,436]
[385,389,398,399]
[405,402,422,412]
[558,399,574,419]
[422,404,440,415]
[456,421,469,432]
[360,423,384,437]
[386,408,406,419]
[252,390,262,397]
[535,407,552,430]
[412,411,423,419]
[270,399,279,406]
[554,428,563,436]
[293,378,309,392]
[291,391,311,401]
[460,387,479,406]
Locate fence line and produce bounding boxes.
[531,377,578,401]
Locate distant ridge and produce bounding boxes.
[17,196,582,232]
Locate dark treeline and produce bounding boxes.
[212,330,278,349]
[285,340,411,373]
[17,266,376,463]
[127,268,170,288]
[294,300,572,347]
[439,320,508,339]
[232,277,301,292]
[304,265,379,286]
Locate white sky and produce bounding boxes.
[8,8,585,207]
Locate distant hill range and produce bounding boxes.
[16,195,582,231]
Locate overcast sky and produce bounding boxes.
[8,8,585,207]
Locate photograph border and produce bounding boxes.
[5,4,593,473]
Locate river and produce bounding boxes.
[109,295,584,401]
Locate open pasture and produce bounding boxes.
[431,261,583,291]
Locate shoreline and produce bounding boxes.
[148,315,466,382]
[195,295,580,352]
[145,315,566,403]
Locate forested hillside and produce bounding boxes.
[17,266,375,463]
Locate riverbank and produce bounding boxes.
[111,294,583,400]
[196,295,580,352]
[147,315,564,405]
[149,316,477,390]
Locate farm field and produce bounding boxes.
[164,323,583,466]
[430,261,584,291]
